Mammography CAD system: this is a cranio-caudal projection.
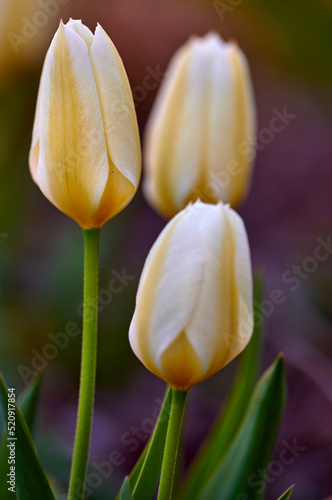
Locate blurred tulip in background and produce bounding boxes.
[144,33,256,219]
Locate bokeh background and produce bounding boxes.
[1,0,332,498]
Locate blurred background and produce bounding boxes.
[0,0,332,498]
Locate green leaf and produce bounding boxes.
[197,354,286,500]
[116,387,172,500]
[119,477,133,500]
[17,373,43,433]
[181,275,264,499]
[0,432,15,500]
[0,373,43,500]
[0,375,55,500]
[277,485,295,499]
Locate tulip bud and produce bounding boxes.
[129,200,253,390]
[144,33,256,219]
[29,20,141,229]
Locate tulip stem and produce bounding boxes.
[158,389,188,500]
[68,228,100,500]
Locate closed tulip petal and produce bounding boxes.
[203,38,239,202]
[90,25,141,225]
[184,203,235,379]
[227,45,256,206]
[29,63,44,185]
[166,39,213,210]
[65,19,94,47]
[186,203,253,384]
[129,206,205,386]
[37,22,109,228]
[143,43,199,218]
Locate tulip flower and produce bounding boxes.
[29,19,141,229]
[28,20,141,500]
[144,33,256,219]
[129,200,253,391]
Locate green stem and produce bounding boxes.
[68,228,100,500]
[158,389,188,500]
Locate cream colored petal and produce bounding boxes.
[167,38,211,208]
[65,19,94,48]
[227,44,257,206]
[29,54,47,184]
[161,332,201,390]
[205,41,256,207]
[93,161,135,227]
[37,22,109,228]
[129,205,204,382]
[226,204,253,323]
[185,203,233,379]
[185,202,253,385]
[143,43,193,217]
[90,25,141,190]
[203,42,238,203]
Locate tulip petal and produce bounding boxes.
[129,206,204,385]
[37,22,109,228]
[202,40,238,203]
[206,41,256,207]
[168,38,212,207]
[143,43,200,218]
[65,19,94,48]
[185,203,253,383]
[89,25,141,224]
[29,60,45,184]
[227,45,256,206]
[184,203,234,379]
[161,332,201,390]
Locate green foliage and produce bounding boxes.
[17,373,43,433]
[119,477,133,500]
[0,373,43,500]
[277,485,294,499]
[0,374,55,500]
[181,276,264,499]
[196,355,286,500]
[116,387,172,500]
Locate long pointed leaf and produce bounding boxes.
[181,276,264,499]
[116,387,172,500]
[0,375,55,500]
[197,354,286,500]
[119,477,133,500]
[277,485,294,499]
[17,372,43,433]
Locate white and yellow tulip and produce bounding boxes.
[129,200,253,390]
[29,19,141,228]
[144,33,256,219]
